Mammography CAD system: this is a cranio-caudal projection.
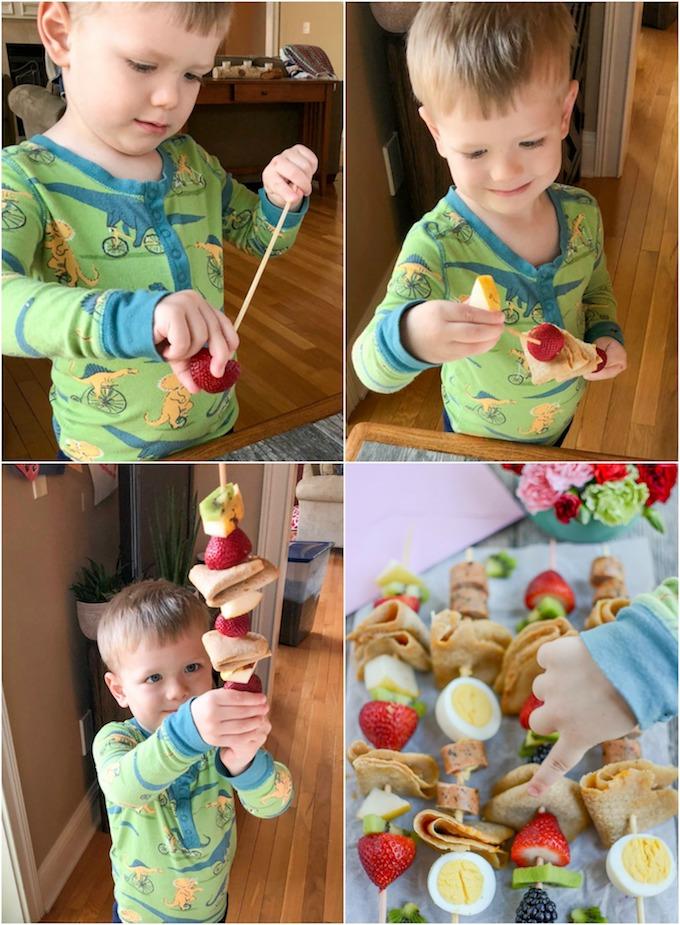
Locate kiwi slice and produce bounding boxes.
[369,688,426,716]
[512,865,582,889]
[362,814,387,835]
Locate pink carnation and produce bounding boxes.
[543,464,595,492]
[517,464,563,513]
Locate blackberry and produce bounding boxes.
[526,742,554,764]
[515,887,558,923]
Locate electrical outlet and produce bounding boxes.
[382,131,404,196]
[302,21,310,34]
[79,710,94,757]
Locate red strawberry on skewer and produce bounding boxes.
[519,692,545,730]
[595,347,608,372]
[215,613,251,637]
[189,348,241,393]
[359,701,418,751]
[511,811,570,867]
[205,529,252,570]
[526,324,565,362]
[372,594,421,613]
[225,675,263,693]
[525,570,575,614]
[358,816,416,890]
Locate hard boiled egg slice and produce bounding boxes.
[606,833,676,898]
[435,676,501,741]
[428,851,496,915]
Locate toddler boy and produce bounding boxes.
[352,3,626,445]
[94,579,292,923]
[2,2,317,460]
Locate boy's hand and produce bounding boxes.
[190,688,270,773]
[153,291,239,393]
[582,337,627,381]
[526,635,637,798]
[262,144,317,210]
[401,299,506,364]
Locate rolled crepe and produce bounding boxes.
[431,610,511,688]
[494,617,577,714]
[590,555,625,586]
[585,597,629,629]
[354,631,431,677]
[347,740,438,799]
[580,760,679,847]
[520,328,599,385]
[190,558,263,601]
[482,764,590,842]
[413,809,512,868]
[192,559,278,608]
[202,630,271,675]
[347,599,430,651]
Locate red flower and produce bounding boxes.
[636,465,678,506]
[502,464,525,474]
[554,492,582,523]
[593,464,629,483]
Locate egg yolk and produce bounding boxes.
[437,859,484,904]
[451,684,492,727]
[622,838,671,884]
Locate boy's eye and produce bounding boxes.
[185,663,202,674]
[145,673,162,684]
[127,60,155,73]
[520,138,546,149]
[463,149,487,160]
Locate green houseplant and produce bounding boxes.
[70,558,125,639]
[150,488,200,587]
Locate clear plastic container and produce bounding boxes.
[279,540,333,646]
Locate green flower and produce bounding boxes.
[582,477,649,526]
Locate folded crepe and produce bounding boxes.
[202,630,271,676]
[431,610,512,688]
[520,328,599,385]
[191,559,278,608]
[494,617,577,714]
[347,740,438,799]
[413,809,513,868]
[580,760,679,847]
[354,631,431,677]
[584,597,629,630]
[482,764,590,842]
[347,599,430,651]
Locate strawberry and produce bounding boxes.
[357,832,416,889]
[519,692,544,730]
[225,674,262,693]
[359,701,418,750]
[215,613,250,637]
[511,811,570,867]
[595,347,608,372]
[205,529,252,570]
[527,324,565,362]
[189,348,241,393]
[525,570,575,613]
[373,594,421,613]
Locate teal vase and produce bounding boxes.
[528,509,638,543]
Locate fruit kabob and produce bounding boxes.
[190,464,279,692]
[516,541,575,632]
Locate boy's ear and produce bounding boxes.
[560,80,580,138]
[37,2,73,68]
[418,106,447,159]
[104,671,129,708]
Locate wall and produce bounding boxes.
[278,2,343,78]
[2,466,120,869]
[220,2,268,56]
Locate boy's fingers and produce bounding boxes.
[526,737,585,797]
[167,359,200,393]
[218,716,269,735]
[215,689,267,707]
[445,323,504,346]
[442,302,506,326]
[163,316,192,359]
[216,311,239,354]
[527,702,556,738]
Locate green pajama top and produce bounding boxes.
[2,133,307,460]
[93,702,293,923]
[352,184,623,444]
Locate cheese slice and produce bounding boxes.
[468,275,501,312]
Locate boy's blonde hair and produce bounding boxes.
[97,579,211,672]
[407,2,576,118]
[67,2,232,37]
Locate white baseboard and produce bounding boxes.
[580,130,597,178]
[37,781,101,913]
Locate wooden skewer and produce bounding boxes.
[603,544,611,557]
[508,328,541,346]
[629,815,645,924]
[218,463,228,490]
[378,888,386,924]
[548,539,556,571]
[402,526,414,569]
[233,201,291,332]
[465,546,474,563]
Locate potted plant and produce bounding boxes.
[505,463,677,542]
[70,558,125,639]
[150,488,200,587]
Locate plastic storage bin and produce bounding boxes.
[279,540,333,646]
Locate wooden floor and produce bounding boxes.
[4,178,343,461]
[348,25,678,460]
[41,550,344,924]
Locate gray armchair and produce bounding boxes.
[295,464,343,549]
[7,83,65,139]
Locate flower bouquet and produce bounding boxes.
[503,464,677,542]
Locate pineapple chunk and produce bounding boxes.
[468,275,502,311]
[364,655,419,699]
[376,561,429,602]
[199,483,244,537]
[357,788,412,821]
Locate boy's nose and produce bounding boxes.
[489,158,524,185]
[150,81,180,111]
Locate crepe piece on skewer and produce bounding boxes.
[202,630,271,682]
[413,809,513,868]
[431,609,512,688]
[354,631,432,677]
[494,616,577,714]
[347,599,430,650]
[579,759,679,847]
[519,328,599,384]
[347,740,439,799]
[585,597,630,629]
[482,763,590,842]
[190,558,278,607]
